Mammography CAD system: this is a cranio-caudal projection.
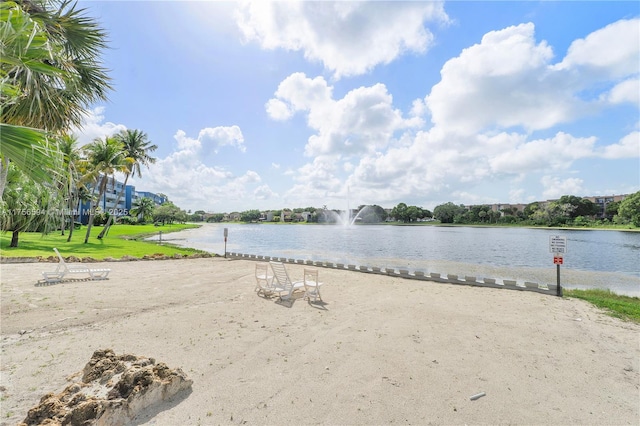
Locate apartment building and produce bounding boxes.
[582,194,628,218]
[79,176,166,224]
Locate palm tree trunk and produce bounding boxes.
[97,173,129,239]
[67,216,74,241]
[67,196,79,242]
[10,229,19,247]
[84,205,95,243]
[84,175,107,244]
[60,207,66,235]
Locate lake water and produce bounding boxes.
[160,223,640,297]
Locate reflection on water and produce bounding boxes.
[161,223,640,297]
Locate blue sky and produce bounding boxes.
[74,1,640,213]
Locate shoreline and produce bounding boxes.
[4,251,638,298]
[161,223,640,298]
[2,258,638,425]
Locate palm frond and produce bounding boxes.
[0,123,60,186]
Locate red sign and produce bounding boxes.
[553,257,564,265]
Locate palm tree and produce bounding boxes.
[57,134,82,238]
[81,137,129,243]
[2,0,111,130]
[0,164,54,247]
[97,129,157,239]
[130,197,156,224]
[1,2,61,195]
[0,0,111,196]
[0,124,58,197]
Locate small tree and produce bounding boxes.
[618,191,640,227]
[153,202,182,225]
[81,136,128,243]
[130,197,155,223]
[605,201,620,219]
[97,129,157,239]
[0,165,55,247]
[206,213,224,223]
[390,203,408,222]
[240,209,261,222]
[433,202,464,224]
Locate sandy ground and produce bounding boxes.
[1,257,639,425]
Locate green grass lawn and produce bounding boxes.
[0,223,207,260]
[565,289,640,323]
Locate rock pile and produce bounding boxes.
[20,349,192,426]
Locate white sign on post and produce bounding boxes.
[549,235,567,254]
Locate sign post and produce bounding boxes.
[223,228,228,258]
[549,235,567,297]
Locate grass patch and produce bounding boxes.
[565,289,640,323]
[0,223,207,260]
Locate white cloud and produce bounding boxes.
[553,18,640,79]
[142,17,637,212]
[489,132,597,174]
[71,107,127,146]
[174,130,201,151]
[235,1,448,78]
[238,170,261,184]
[426,23,575,135]
[425,19,640,137]
[409,98,428,119]
[138,127,255,211]
[605,78,640,105]
[270,73,333,114]
[541,176,584,199]
[292,156,343,191]
[271,19,640,210]
[265,99,293,121]
[199,126,246,153]
[254,184,277,201]
[173,126,245,154]
[268,73,416,157]
[600,132,640,159]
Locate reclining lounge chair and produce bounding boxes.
[269,261,305,301]
[41,248,111,283]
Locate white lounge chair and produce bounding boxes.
[255,262,274,296]
[41,248,111,283]
[269,261,305,301]
[302,268,323,302]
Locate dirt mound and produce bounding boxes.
[20,349,192,426]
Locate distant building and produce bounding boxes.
[78,175,166,224]
[135,191,167,206]
[223,212,241,221]
[281,209,293,222]
[260,211,275,222]
[463,194,630,218]
[583,194,628,218]
[490,203,526,214]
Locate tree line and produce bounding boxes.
[431,193,640,227]
[189,193,640,228]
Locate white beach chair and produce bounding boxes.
[302,268,323,302]
[269,261,305,301]
[255,262,274,296]
[41,248,111,283]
